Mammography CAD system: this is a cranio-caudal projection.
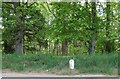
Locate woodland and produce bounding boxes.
[1,1,119,75]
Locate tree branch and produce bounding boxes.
[46,2,57,18]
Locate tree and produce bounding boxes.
[104,2,117,53]
[2,2,18,53]
[2,1,119,55]
[105,2,111,53]
[14,2,24,54]
[2,1,45,54]
[88,2,97,54]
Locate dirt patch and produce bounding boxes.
[49,68,79,75]
[1,69,118,77]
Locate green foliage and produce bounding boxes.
[2,2,119,54]
[1,1,119,75]
[2,53,118,74]
[50,2,89,41]
[2,2,46,53]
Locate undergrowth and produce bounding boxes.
[2,53,118,75]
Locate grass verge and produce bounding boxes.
[2,53,118,75]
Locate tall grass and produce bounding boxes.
[2,53,118,75]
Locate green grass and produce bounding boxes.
[2,53,118,75]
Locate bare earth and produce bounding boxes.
[1,70,118,77]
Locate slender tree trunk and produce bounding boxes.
[88,2,97,54]
[53,40,57,53]
[62,40,68,55]
[106,2,110,38]
[48,40,52,54]
[73,40,79,54]
[105,2,112,53]
[53,39,60,55]
[13,2,24,54]
[57,42,61,55]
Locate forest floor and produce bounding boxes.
[1,69,118,77]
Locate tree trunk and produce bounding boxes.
[48,40,52,54]
[15,37,23,54]
[13,2,24,54]
[105,2,112,53]
[53,39,60,55]
[106,2,110,38]
[88,2,97,54]
[15,19,24,54]
[88,32,96,54]
[62,40,68,55]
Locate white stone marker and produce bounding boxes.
[69,59,74,69]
